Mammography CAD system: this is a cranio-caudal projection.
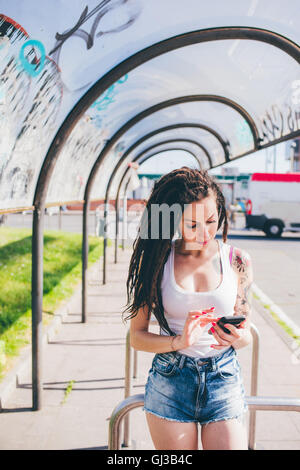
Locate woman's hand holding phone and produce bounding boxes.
[209,316,247,350]
[173,307,219,350]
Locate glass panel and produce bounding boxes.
[90,39,299,149]
[67,38,300,204]
[46,116,106,204]
[113,101,254,156]
[0,1,299,209]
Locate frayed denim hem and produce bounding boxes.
[200,409,248,427]
[143,407,198,424]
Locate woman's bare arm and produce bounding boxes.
[130,305,217,353]
[209,247,254,350]
[231,247,254,349]
[130,305,177,353]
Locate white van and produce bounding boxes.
[245,172,300,237]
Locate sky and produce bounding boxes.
[137,141,293,176]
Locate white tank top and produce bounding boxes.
[160,238,238,358]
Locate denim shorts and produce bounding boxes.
[144,346,248,426]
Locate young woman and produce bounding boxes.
[123,167,253,450]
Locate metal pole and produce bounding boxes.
[114,196,119,264]
[248,323,260,450]
[31,205,44,410]
[290,143,295,172]
[58,205,62,230]
[122,194,127,251]
[109,394,145,450]
[82,200,89,323]
[123,329,133,447]
[133,350,138,379]
[247,396,300,412]
[102,201,109,284]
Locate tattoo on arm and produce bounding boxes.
[232,249,253,318]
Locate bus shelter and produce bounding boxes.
[0,0,299,410]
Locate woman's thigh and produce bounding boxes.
[201,418,248,450]
[146,412,198,450]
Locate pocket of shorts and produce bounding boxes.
[217,356,240,383]
[153,354,178,377]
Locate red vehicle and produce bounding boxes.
[245,172,300,237]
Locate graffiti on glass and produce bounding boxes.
[49,0,141,90]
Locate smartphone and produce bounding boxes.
[217,315,246,334]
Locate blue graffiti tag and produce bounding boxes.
[19,39,46,77]
[91,74,128,112]
[235,120,253,147]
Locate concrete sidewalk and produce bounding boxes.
[0,245,300,450]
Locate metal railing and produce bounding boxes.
[248,323,260,449]
[123,327,134,447]
[109,393,300,450]
[123,317,158,447]
[123,322,260,449]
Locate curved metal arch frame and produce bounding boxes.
[135,147,202,169]
[83,90,263,207]
[114,144,208,263]
[129,145,203,169]
[85,119,230,213]
[82,141,203,321]
[34,26,300,208]
[30,26,300,410]
[129,138,213,167]
[110,136,213,262]
[108,121,228,180]
[111,135,215,258]
[87,121,228,288]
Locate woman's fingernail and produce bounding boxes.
[210,327,215,333]
[212,322,216,326]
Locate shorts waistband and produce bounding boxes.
[161,346,235,370]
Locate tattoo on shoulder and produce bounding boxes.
[232,248,253,318]
[232,248,251,273]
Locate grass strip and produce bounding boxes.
[0,227,110,381]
